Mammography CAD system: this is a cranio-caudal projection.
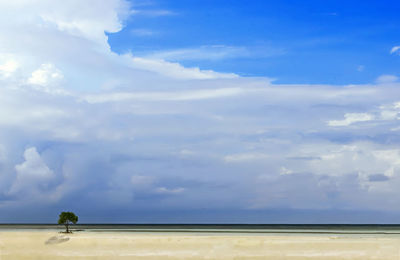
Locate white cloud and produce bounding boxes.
[131,175,186,196]
[380,110,398,120]
[145,45,249,61]
[378,101,400,120]
[129,56,238,79]
[390,46,400,55]
[0,60,19,77]
[280,166,293,175]
[0,87,70,134]
[84,87,244,103]
[38,0,130,42]
[28,63,64,86]
[376,74,398,84]
[9,147,55,195]
[2,0,400,217]
[327,113,374,126]
[372,150,400,170]
[288,143,400,186]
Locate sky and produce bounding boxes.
[0,0,400,223]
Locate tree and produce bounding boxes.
[58,211,78,233]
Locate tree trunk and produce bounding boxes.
[65,223,69,233]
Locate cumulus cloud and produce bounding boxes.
[27,63,66,95]
[34,0,129,42]
[28,63,63,85]
[9,147,55,196]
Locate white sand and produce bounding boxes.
[0,231,399,259]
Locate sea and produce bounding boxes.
[1,224,400,237]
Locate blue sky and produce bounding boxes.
[109,0,400,84]
[0,0,400,223]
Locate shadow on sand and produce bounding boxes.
[45,235,70,245]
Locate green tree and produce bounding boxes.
[58,211,78,233]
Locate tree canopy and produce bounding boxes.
[58,211,78,233]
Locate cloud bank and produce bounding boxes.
[0,0,400,222]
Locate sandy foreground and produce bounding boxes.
[0,231,399,259]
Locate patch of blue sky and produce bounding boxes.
[108,0,400,84]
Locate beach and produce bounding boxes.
[0,231,399,259]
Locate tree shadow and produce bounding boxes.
[45,235,70,245]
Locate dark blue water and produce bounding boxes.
[2,224,400,234]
